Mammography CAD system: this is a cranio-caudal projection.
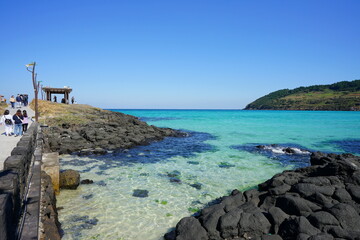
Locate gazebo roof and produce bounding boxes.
[42,87,72,93]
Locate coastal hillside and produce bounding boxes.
[31,100,182,154]
[245,80,360,111]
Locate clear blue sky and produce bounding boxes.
[1,0,359,109]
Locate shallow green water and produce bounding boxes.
[57,110,360,240]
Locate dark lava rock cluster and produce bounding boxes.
[42,111,184,155]
[165,152,360,240]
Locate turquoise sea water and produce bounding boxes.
[57,110,360,240]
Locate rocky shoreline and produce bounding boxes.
[165,152,360,240]
[42,110,185,155]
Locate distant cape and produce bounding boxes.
[244,80,360,111]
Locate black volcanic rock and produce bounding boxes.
[165,152,360,240]
[175,217,208,240]
[80,179,94,184]
[42,110,184,155]
[132,189,149,198]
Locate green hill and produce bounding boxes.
[244,80,360,111]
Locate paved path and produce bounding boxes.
[0,105,35,170]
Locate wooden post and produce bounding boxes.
[40,85,44,100]
[26,62,39,122]
[33,64,39,122]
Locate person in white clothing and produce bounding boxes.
[1,110,14,136]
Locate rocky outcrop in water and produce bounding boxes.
[42,110,184,155]
[165,152,360,240]
[60,169,80,190]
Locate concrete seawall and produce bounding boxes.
[0,123,42,240]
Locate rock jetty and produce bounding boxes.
[41,108,183,155]
[165,152,360,240]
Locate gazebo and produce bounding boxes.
[42,86,72,104]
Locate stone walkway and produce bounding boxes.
[0,104,35,170]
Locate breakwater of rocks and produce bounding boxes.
[165,152,360,240]
[42,110,184,155]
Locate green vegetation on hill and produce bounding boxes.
[244,80,360,111]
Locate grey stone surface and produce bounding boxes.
[0,193,14,240]
[19,125,41,240]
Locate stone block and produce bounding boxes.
[11,146,31,157]
[18,135,33,143]
[0,170,19,193]
[16,140,33,153]
[0,194,14,240]
[4,155,26,171]
[0,170,20,223]
[19,156,41,240]
[4,155,27,198]
[26,123,37,136]
[42,153,60,194]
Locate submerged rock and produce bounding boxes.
[96,181,107,186]
[218,162,236,168]
[167,170,181,178]
[189,182,202,190]
[187,161,200,165]
[133,189,149,198]
[165,152,360,240]
[80,179,94,184]
[170,177,182,184]
[82,194,93,200]
[167,170,182,184]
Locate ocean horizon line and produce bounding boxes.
[104,108,360,112]
[105,108,244,111]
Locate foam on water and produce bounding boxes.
[57,110,360,240]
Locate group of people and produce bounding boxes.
[53,95,75,104]
[0,109,30,137]
[9,94,28,109]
